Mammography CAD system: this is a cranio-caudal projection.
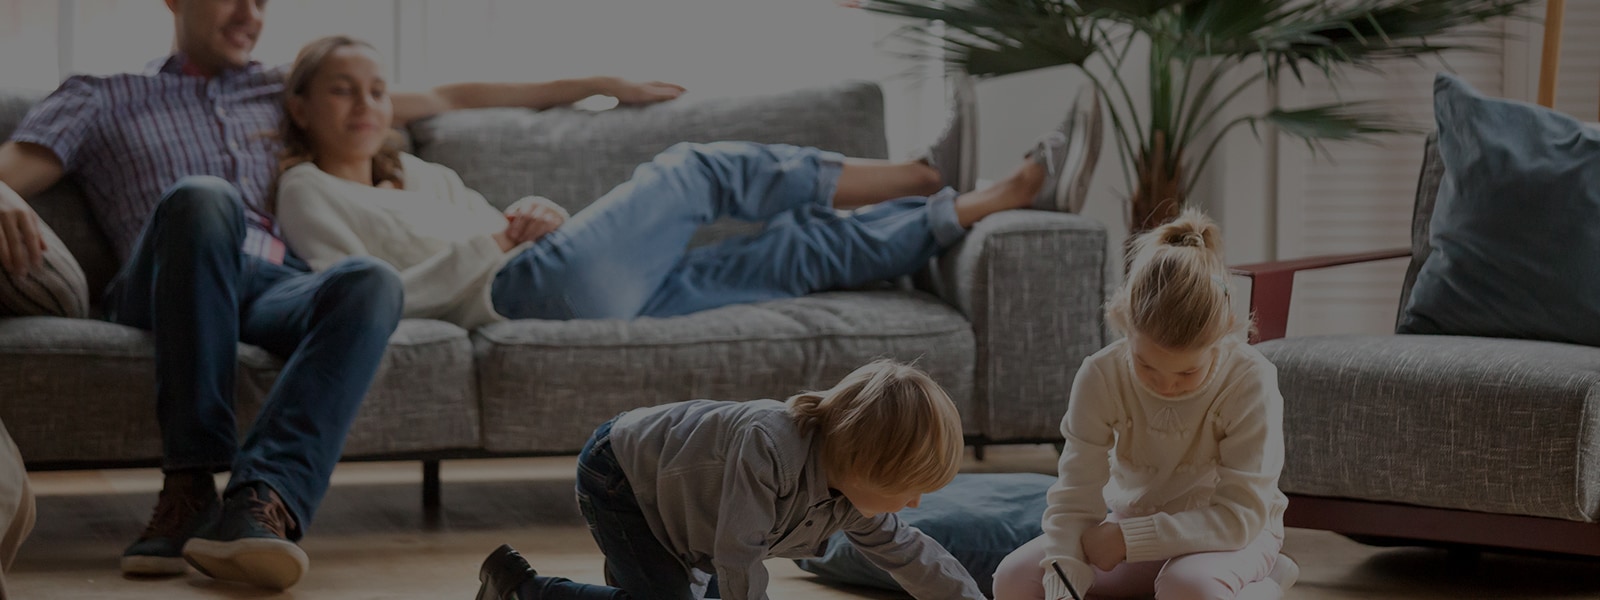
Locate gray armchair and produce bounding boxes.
[1232,135,1600,556]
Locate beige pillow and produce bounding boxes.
[0,220,89,318]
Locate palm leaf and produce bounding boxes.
[1261,102,1420,142]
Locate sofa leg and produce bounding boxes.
[973,443,986,462]
[423,460,441,516]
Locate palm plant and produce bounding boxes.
[856,0,1534,233]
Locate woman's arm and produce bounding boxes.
[275,176,373,273]
[277,172,510,321]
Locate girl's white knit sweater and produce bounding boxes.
[1041,337,1287,599]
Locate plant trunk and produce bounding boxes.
[1130,131,1186,236]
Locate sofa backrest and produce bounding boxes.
[409,80,888,247]
[0,80,888,301]
[1398,134,1446,328]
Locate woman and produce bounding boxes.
[275,36,1075,329]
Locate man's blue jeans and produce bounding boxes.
[518,419,717,600]
[490,142,967,321]
[102,176,403,537]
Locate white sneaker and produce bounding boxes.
[1027,86,1103,213]
[914,72,979,193]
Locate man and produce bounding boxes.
[0,0,682,591]
[0,419,33,600]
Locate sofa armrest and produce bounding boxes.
[916,210,1109,442]
[1231,248,1409,343]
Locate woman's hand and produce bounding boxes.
[502,195,568,246]
[1080,521,1127,572]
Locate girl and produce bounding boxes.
[272,36,1076,329]
[476,359,985,600]
[993,210,1296,600]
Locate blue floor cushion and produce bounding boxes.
[795,472,1054,595]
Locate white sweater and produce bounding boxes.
[1040,337,1288,599]
[276,154,525,330]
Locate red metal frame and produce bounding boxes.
[1229,249,1410,343]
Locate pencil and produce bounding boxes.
[1050,560,1084,600]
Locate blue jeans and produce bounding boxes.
[520,420,717,600]
[102,176,404,537]
[490,142,966,320]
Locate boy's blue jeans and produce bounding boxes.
[491,142,966,321]
[102,176,404,534]
[523,420,717,600]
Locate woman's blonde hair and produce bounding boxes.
[274,35,406,212]
[788,359,963,494]
[1108,208,1243,350]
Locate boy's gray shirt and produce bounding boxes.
[609,399,984,600]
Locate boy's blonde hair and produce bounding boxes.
[1108,208,1243,350]
[788,359,963,494]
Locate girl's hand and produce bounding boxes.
[1080,522,1127,572]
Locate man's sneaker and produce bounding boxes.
[476,544,538,600]
[181,481,309,591]
[1028,86,1103,213]
[914,72,979,194]
[121,470,219,576]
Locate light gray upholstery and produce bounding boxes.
[1261,335,1600,522]
[475,291,975,453]
[238,319,482,456]
[0,81,1108,469]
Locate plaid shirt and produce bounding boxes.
[10,54,289,264]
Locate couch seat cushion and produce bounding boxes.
[0,317,162,463]
[1260,334,1600,522]
[239,318,480,457]
[473,290,975,453]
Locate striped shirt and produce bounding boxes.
[9,54,288,264]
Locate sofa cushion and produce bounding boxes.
[794,472,1053,595]
[1260,334,1600,522]
[473,290,975,454]
[1399,73,1600,345]
[0,317,162,463]
[0,219,89,318]
[409,81,889,249]
[0,317,478,463]
[238,319,481,456]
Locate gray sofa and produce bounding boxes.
[1233,134,1600,556]
[0,82,1108,502]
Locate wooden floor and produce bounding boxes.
[11,445,1600,599]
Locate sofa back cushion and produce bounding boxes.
[408,81,887,247]
[1397,73,1600,345]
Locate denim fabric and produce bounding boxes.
[102,176,403,535]
[490,142,964,321]
[520,419,707,600]
[518,419,700,600]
